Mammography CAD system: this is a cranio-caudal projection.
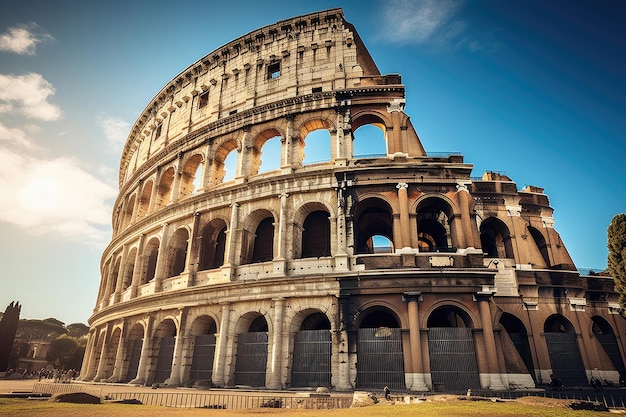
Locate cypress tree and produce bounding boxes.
[608,214,626,311]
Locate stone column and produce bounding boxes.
[267,298,285,389]
[154,223,170,293]
[170,157,184,203]
[477,294,506,389]
[79,330,97,380]
[213,302,231,386]
[221,203,239,280]
[165,307,188,386]
[457,183,476,248]
[130,234,147,298]
[397,183,410,249]
[405,292,428,390]
[282,114,294,168]
[273,193,288,276]
[93,326,110,381]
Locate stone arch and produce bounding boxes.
[351,111,389,157]
[295,116,335,166]
[151,318,178,384]
[198,218,228,271]
[480,217,514,259]
[179,153,205,198]
[292,202,332,259]
[233,312,269,387]
[528,226,550,267]
[592,316,626,380]
[290,310,332,388]
[124,322,145,382]
[543,314,587,386]
[352,196,395,254]
[355,305,404,390]
[426,304,481,391]
[211,138,239,184]
[240,209,276,264]
[122,247,137,291]
[142,237,160,284]
[155,166,176,208]
[122,193,136,229]
[189,315,218,384]
[166,227,189,278]
[252,128,284,174]
[499,312,535,383]
[416,196,456,252]
[136,179,153,219]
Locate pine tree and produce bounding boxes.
[607,214,626,311]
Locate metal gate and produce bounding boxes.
[597,334,626,377]
[545,332,588,386]
[154,336,175,383]
[234,332,268,387]
[356,327,405,390]
[291,330,331,387]
[508,331,535,380]
[126,338,142,381]
[428,327,481,391]
[190,334,216,382]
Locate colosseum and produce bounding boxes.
[81,9,626,392]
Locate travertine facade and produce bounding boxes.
[82,9,626,391]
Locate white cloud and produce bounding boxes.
[97,113,130,151]
[0,23,51,55]
[381,0,464,44]
[0,122,117,246]
[0,73,62,121]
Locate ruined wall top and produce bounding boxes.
[119,8,391,186]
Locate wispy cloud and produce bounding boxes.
[0,122,117,246]
[0,23,52,55]
[0,73,62,121]
[97,113,130,151]
[380,0,464,44]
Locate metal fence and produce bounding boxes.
[106,391,353,409]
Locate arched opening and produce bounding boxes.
[198,220,227,271]
[213,141,239,184]
[301,210,331,258]
[179,154,204,198]
[417,198,453,252]
[251,217,274,263]
[357,308,404,390]
[233,314,268,387]
[592,316,626,380]
[353,123,386,158]
[480,217,514,259]
[303,129,331,164]
[153,319,177,384]
[143,238,160,284]
[222,149,238,182]
[543,314,587,386]
[136,180,153,219]
[427,305,480,391]
[499,313,535,382]
[156,167,175,208]
[122,248,137,291]
[190,316,218,384]
[258,135,281,173]
[291,312,332,388]
[125,323,144,382]
[528,226,551,267]
[122,194,136,229]
[167,228,189,278]
[353,198,394,255]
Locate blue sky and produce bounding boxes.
[0,0,624,325]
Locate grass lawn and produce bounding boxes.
[0,396,611,417]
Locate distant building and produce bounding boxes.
[81,9,625,391]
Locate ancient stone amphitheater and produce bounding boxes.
[81,8,625,392]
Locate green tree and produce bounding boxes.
[46,335,84,370]
[66,323,89,338]
[608,214,626,310]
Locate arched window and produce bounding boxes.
[303,129,331,164]
[528,226,550,267]
[156,167,175,208]
[417,198,453,252]
[213,140,239,184]
[136,180,153,218]
[167,229,189,277]
[198,221,227,271]
[122,194,136,229]
[251,217,274,262]
[353,124,386,157]
[480,217,514,258]
[179,154,204,198]
[353,198,394,255]
[143,238,160,283]
[258,135,281,173]
[301,210,331,258]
